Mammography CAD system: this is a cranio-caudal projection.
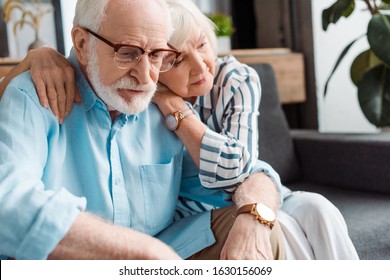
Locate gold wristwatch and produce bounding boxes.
[237,203,276,229]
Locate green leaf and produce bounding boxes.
[207,13,235,37]
[322,0,355,31]
[323,34,364,96]
[367,14,390,66]
[358,64,390,126]
[350,49,382,86]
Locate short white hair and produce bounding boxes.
[73,0,173,38]
[165,0,218,56]
[73,0,109,31]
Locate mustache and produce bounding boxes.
[112,77,157,93]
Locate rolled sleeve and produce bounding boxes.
[199,129,226,184]
[199,128,252,189]
[0,78,86,259]
[16,189,86,259]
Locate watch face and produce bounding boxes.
[165,114,178,131]
[256,203,276,222]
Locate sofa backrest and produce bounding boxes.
[249,63,301,184]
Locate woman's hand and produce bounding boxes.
[220,214,274,260]
[28,47,81,123]
[152,84,188,116]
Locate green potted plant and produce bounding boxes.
[322,0,390,127]
[207,13,235,53]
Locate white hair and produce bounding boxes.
[73,0,109,31]
[165,0,218,56]
[73,0,173,38]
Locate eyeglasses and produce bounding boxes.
[85,28,181,72]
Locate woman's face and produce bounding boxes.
[158,31,215,98]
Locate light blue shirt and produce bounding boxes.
[0,50,213,259]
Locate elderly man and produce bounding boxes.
[0,0,184,260]
[0,0,284,260]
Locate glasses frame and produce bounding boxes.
[84,28,181,72]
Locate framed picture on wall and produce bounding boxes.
[0,0,65,58]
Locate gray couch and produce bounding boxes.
[252,63,390,260]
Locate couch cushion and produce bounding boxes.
[291,130,390,194]
[250,63,301,184]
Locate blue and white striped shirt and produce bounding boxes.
[176,56,282,218]
[197,56,261,188]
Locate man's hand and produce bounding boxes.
[220,172,280,260]
[49,212,182,260]
[220,214,273,260]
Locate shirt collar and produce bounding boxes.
[68,49,99,112]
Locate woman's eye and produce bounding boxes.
[174,58,184,67]
[198,42,207,50]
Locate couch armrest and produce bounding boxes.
[291,129,390,194]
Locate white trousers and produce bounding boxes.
[278,188,359,260]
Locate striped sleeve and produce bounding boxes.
[198,59,261,189]
[199,128,251,189]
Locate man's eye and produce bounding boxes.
[117,48,140,60]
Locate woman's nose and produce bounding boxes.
[190,53,207,75]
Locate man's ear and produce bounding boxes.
[72,27,89,65]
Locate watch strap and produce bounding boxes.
[237,204,256,215]
[237,203,275,230]
[171,108,194,130]
[175,108,194,121]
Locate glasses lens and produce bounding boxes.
[159,51,178,72]
[114,46,143,69]
[114,47,178,72]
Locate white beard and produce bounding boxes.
[86,47,156,115]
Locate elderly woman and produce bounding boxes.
[0,0,358,260]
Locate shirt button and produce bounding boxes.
[114,178,121,185]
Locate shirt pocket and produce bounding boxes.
[139,155,182,234]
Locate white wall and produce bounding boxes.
[60,0,77,56]
[311,0,377,133]
[193,0,214,13]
